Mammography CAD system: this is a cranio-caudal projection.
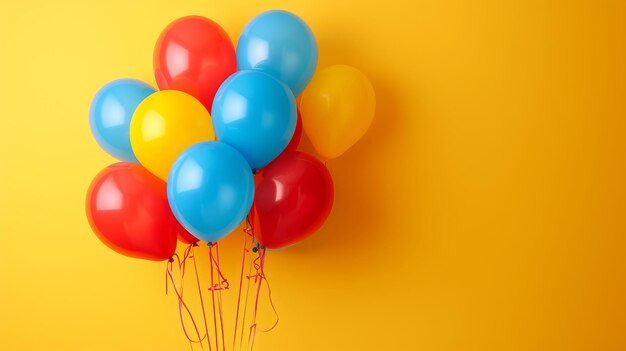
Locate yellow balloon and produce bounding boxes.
[130,90,215,181]
[300,65,376,159]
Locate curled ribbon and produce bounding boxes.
[165,246,208,347]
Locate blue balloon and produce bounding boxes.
[167,141,255,243]
[90,79,155,162]
[237,10,318,96]
[212,70,296,170]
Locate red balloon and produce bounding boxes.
[253,151,334,249]
[285,109,303,152]
[154,16,237,110]
[178,230,199,245]
[86,162,179,261]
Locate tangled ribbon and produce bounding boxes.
[167,217,278,351]
[165,244,210,349]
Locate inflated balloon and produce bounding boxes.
[300,65,376,159]
[86,163,179,261]
[154,16,237,110]
[168,141,255,243]
[285,109,303,152]
[212,70,296,170]
[90,79,156,162]
[130,90,215,181]
[237,10,317,96]
[178,230,199,245]
[253,151,334,249]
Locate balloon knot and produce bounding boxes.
[168,256,174,263]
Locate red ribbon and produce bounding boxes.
[166,218,279,350]
[165,246,208,347]
[208,242,227,351]
[190,244,212,351]
[244,224,279,350]
[233,217,254,350]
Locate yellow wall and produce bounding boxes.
[1,0,625,350]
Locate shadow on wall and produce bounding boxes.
[275,30,415,267]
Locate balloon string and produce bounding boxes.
[215,244,226,351]
[179,248,190,339]
[240,219,257,351]
[247,247,267,351]
[180,255,208,351]
[176,247,207,349]
[240,245,255,350]
[233,216,254,350]
[260,271,279,333]
[208,244,220,351]
[232,234,247,350]
[165,251,205,345]
[208,243,230,291]
[191,244,213,351]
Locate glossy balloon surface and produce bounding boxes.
[86,163,179,261]
[89,79,155,162]
[212,70,296,170]
[300,65,375,159]
[154,16,237,110]
[130,90,215,181]
[168,141,255,243]
[253,151,333,249]
[237,10,317,96]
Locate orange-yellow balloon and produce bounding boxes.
[130,90,215,181]
[300,65,375,159]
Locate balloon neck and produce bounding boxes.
[252,243,265,253]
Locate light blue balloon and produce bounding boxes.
[167,141,255,243]
[212,70,296,170]
[237,10,318,96]
[89,79,156,162]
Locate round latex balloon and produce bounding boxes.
[89,79,156,162]
[130,90,215,181]
[168,141,255,243]
[154,16,237,110]
[237,10,317,96]
[86,162,179,261]
[253,151,333,249]
[212,70,296,170]
[300,65,376,159]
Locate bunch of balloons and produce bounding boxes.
[86,10,375,261]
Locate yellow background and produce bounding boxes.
[1,0,625,350]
